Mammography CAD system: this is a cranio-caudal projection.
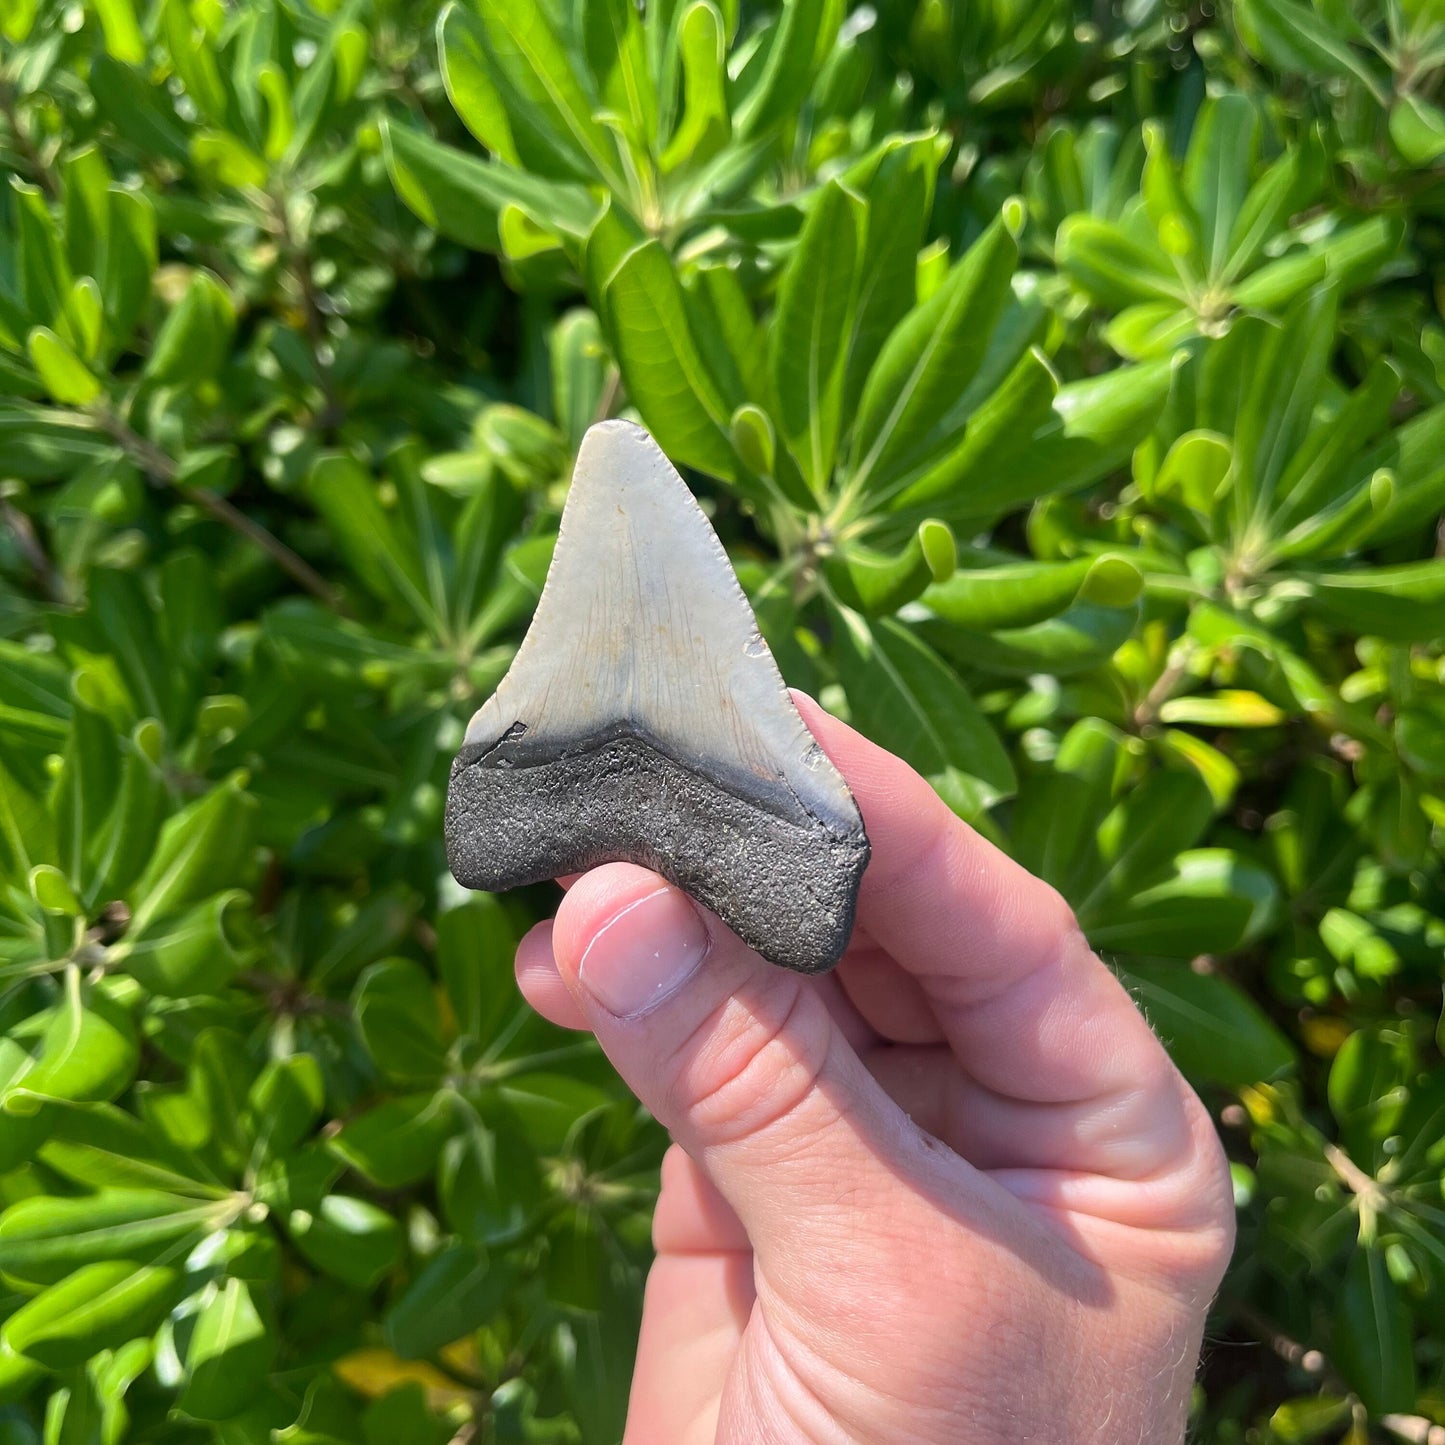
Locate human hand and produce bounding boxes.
[515,696,1235,1445]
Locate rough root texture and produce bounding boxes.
[446,732,870,975]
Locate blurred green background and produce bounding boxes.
[1,0,1443,1439]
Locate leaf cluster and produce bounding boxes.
[0,0,1443,1440]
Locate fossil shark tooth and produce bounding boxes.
[445,419,869,975]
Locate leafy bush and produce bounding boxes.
[0,0,1442,1440]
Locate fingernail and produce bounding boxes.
[578,886,710,1019]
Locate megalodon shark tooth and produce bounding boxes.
[444,419,870,975]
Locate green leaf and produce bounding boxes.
[126,776,257,939]
[90,58,189,163]
[732,0,837,139]
[599,239,736,479]
[924,554,1141,631]
[2,1262,181,1369]
[769,180,863,493]
[120,890,250,997]
[101,189,157,347]
[1298,561,1445,642]
[820,523,949,614]
[1088,849,1280,955]
[330,1092,457,1190]
[0,1189,225,1285]
[1335,1245,1416,1414]
[1328,1028,1407,1148]
[440,1111,544,1245]
[382,121,595,254]
[851,215,1019,495]
[1083,767,1215,911]
[38,1103,220,1196]
[1267,1397,1350,1442]
[895,354,1174,520]
[90,0,145,62]
[27,329,102,406]
[181,1278,273,1422]
[546,1209,603,1312]
[438,3,518,162]
[256,63,296,163]
[1183,94,1257,277]
[0,1342,46,1406]
[1390,93,1445,166]
[833,610,1016,817]
[246,1056,325,1158]
[144,270,235,387]
[1140,121,1202,276]
[658,1,730,172]
[6,971,137,1111]
[384,1244,513,1359]
[469,0,624,189]
[584,0,658,146]
[437,895,518,1047]
[1056,215,1183,310]
[287,1196,402,1290]
[0,1041,54,1173]
[1146,430,1232,512]
[353,960,447,1084]
[1119,961,1296,1087]
[1234,0,1385,94]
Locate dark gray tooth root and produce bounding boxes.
[443,418,870,975]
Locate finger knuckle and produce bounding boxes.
[669,977,836,1152]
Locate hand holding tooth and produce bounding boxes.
[449,423,1234,1443]
[516,701,1235,1445]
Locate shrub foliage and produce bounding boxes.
[0,0,1443,1440]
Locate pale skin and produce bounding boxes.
[515,696,1236,1445]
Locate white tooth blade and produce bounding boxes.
[445,419,869,974]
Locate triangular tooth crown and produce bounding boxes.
[446,420,868,974]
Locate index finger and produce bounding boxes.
[796,695,1185,1126]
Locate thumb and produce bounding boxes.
[551,863,942,1288]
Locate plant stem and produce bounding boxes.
[98,410,343,609]
[0,498,68,602]
[268,189,346,433]
[0,84,60,199]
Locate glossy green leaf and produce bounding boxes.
[436,895,518,1047]
[658,1,729,172]
[732,0,836,139]
[924,553,1141,631]
[599,239,736,479]
[438,3,518,163]
[6,972,137,1111]
[181,1278,273,1422]
[1088,849,1279,955]
[353,959,447,1084]
[287,1196,402,1290]
[2,1262,180,1369]
[27,329,101,406]
[769,180,863,493]
[1334,1244,1416,1415]
[383,121,595,253]
[384,1244,513,1359]
[144,271,235,387]
[246,1056,324,1158]
[851,215,1019,495]
[126,776,257,939]
[1390,93,1445,166]
[1119,961,1296,1086]
[1299,561,1445,641]
[0,1190,224,1285]
[330,1092,457,1190]
[834,610,1016,816]
[469,0,624,190]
